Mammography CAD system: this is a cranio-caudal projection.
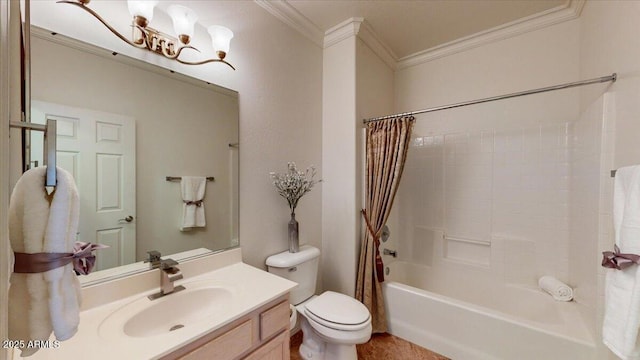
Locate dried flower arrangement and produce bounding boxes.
[269,162,321,215]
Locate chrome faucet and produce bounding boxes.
[148,258,185,300]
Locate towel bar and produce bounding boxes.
[166,176,215,182]
[10,119,57,187]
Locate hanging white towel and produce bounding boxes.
[8,166,82,357]
[180,176,207,231]
[538,275,573,301]
[603,165,640,360]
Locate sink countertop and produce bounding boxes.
[21,262,297,360]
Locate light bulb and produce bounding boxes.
[127,0,158,27]
[207,25,233,59]
[167,5,198,45]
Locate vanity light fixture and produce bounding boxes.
[57,0,236,70]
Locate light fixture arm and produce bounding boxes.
[133,24,198,60]
[56,1,144,49]
[56,0,236,70]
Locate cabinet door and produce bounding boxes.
[260,301,289,340]
[181,319,254,360]
[244,331,289,360]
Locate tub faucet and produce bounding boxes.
[148,258,185,300]
[383,248,397,258]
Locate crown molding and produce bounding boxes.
[323,17,396,70]
[252,0,394,66]
[253,0,324,47]
[356,20,398,70]
[323,17,363,48]
[397,0,585,69]
[257,0,585,71]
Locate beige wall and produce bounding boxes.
[30,35,239,260]
[395,20,581,130]
[579,1,640,169]
[228,8,323,271]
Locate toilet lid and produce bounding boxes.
[304,291,370,330]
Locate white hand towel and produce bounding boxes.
[180,176,207,231]
[538,275,573,301]
[603,165,640,360]
[8,166,82,357]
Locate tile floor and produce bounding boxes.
[289,331,450,360]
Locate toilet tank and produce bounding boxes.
[266,245,320,305]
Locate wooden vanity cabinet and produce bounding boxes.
[162,295,290,360]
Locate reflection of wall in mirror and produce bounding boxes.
[29,34,240,268]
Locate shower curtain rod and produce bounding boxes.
[362,73,617,124]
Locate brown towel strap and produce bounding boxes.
[14,252,73,274]
[13,242,108,275]
[184,200,203,207]
[602,244,640,270]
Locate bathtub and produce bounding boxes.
[383,261,596,360]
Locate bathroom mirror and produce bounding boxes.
[24,27,239,284]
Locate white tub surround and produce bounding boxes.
[17,249,297,359]
[384,261,596,360]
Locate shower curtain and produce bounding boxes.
[356,116,414,333]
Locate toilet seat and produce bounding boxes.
[304,291,371,331]
[304,315,372,346]
[305,310,370,332]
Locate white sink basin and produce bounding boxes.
[99,281,236,340]
[124,287,233,337]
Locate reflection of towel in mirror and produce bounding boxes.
[8,166,82,357]
[180,176,207,231]
[603,165,640,360]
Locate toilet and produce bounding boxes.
[266,245,372,360]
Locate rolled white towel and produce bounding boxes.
[538,275,573,301]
